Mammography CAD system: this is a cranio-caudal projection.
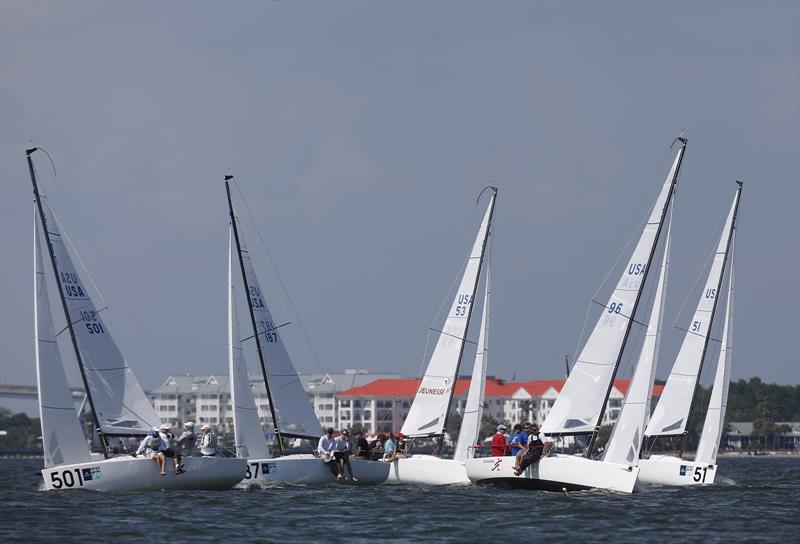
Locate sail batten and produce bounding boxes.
[401,191,496,438]
[541,142,684,438]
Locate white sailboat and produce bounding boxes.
[465,137,687,493]
[638,182,742,486]
[27,148,245,491]
[385,187,496,485]
[224,177,389,485]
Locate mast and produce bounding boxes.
[440,186,497,440]
[225,176,285,456]
[676,180,742,457]
[26,148,109,458]
[585,137,686,457]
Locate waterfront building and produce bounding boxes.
[336,378,664,433]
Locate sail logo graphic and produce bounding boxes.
[491,458,503,471]
[679,465,688,476]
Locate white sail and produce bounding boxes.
[453,266,490,462]
[35,216,91,468]
[42,201,159,436]
[695,245,734,465]
[542,145,683,436]
[228,230,270,459]
[646,187,740,438]
[603,212,672,466]
[238,233,323,439]
[402,192,496,437]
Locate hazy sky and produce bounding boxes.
[1,1,798,393]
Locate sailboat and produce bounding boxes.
[385,187,496,485]
[638,182,742,486]
[224,177,389,485]
[465,137,687,493]
[27,148,246,491]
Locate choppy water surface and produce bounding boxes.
[1,457,797,543]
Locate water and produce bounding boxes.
[1,457,797,543]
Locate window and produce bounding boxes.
[340,400,351,408]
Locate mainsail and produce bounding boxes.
[645,184,741,438]
[35,217,91,468]
[40,200,159,436]
[603,211,672,466]
[228,230,270,459]
[453,266,490,462]
[541,141,684,437]
[401,190,496,438]
[695,248,734,465]
[226,179,323,442]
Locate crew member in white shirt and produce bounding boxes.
[317,427,338,477]
[199,424,217,457]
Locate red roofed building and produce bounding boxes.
[336,378,664,433]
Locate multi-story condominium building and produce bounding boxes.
[150,370,400,433]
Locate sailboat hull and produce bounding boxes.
[637,455,717,486]
[464,454,639,493]
[41,456,246,491]
[242,454,390,485]
[384,455,470,485]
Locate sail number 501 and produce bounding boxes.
[49,468,86,489]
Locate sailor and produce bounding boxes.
[199,424,218,457]
[396,432,407,455]
[354,430,371,459]
[514,424,553,476]
[491,424,508,457]
[174,421,196,474]
[156,423,177,476]
[334,429,358,482]
[317,427,338,476]
[133,427,165,474]
[382,432,398,463]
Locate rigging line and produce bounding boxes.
[428,328,478,346]
[670,206,729,331]
[590,141,682,304]
[231,180,326,374]
[45,186,172,378]
[416,242,472,381]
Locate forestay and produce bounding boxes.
[402,193,495,438]
[695,246,734,465]
[228,231,270,459]
[646,187,740,438]
[238,231,323,439]
[603,213,672,466]
[541,145,683,436]
[453,267,490,462]
[35,218,91,468]
[42,202,159,436]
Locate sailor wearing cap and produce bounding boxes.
[199,424,217,457]
[491,424,508,457]
[174,421,196,474]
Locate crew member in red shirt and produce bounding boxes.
[491,424,508,456]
